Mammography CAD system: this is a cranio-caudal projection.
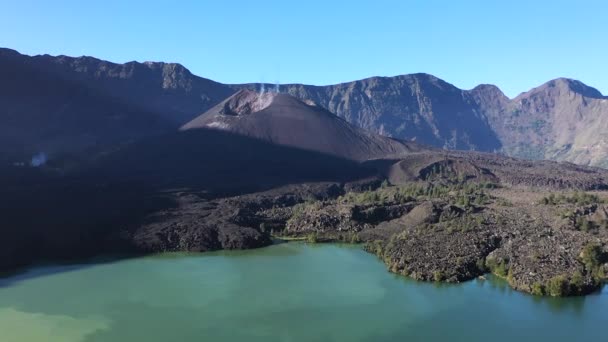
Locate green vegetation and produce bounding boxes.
[540,267,604,297]
[335,231,361,244]
[423,162,456,182]
[289,202,307,220]
[541,192,604,206]
[532,271,592,297]
[507,268,514,284]
[546,275,570,297]
[366,240,386,258]
[496,198,513,207]
[580,243,605,282]
[339,181,496,212]
[570,271,585,291]
[574,217,594,232]
[443,215,485,233]
[485,257,509,278]
[306,232,319,243]
[380,179,390,189]
[433,270,444,282]
[287,200,324,227]
[531,282,545,296]
[349,232,361,244]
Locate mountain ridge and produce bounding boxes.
[2,47,608,167]
[7,48,604,100]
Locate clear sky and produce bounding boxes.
[1,0,606,98]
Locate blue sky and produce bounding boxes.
[1,0,606,97]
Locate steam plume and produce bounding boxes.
[30,152,47,167]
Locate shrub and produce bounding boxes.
[560,210,574,219]
[497,198,513,207]
[546,275,570,297]
[486,257,508,278]
[541,192,603,206]
[306,232,319,243]
[573,217,595,232]
[531,282,545,296]
[570,271,584,292]
[348,232,361,244]
[581,243,603,272]
[507,267,514,284]
[366,240,385,256]
[433,270,444,282]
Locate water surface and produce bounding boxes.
[0,243,606,341]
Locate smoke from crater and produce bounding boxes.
[30,152,47,167]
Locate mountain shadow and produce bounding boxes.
[0,128,378,273]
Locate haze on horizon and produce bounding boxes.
[0,0,606,98]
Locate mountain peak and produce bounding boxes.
[218,89,278,116]
[470,84,508,98]
[519,78,605,100]
[471,84,503,93]
[552,78,604,98]
[0,47,21,58]
[181,90,417,160]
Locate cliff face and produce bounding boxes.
[0,49,172,157]
[486,78,608,167]
[273,76,608,167]
[277,74,503,152]
[28,50,234,125]
[0,48,233,158]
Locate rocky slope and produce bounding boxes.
[482,78,608,167]
[0,48,232,159]
[274,74,503,151]
[3,48,234,125]
[0,49,173,158]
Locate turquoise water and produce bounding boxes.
[0,243,606,342]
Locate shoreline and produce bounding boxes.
[2,240,606,300]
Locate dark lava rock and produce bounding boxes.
[376,228,501,282]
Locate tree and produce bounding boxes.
[546,275,570,297]
[306,232,319,243]
[581,243,602,271]
[380,179,389,189]
[531,282,544,296]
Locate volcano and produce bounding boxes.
[181,90,421,161]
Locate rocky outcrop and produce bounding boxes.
[379,228,501,282]
[128,182,348,252]
[285,201,414,236]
